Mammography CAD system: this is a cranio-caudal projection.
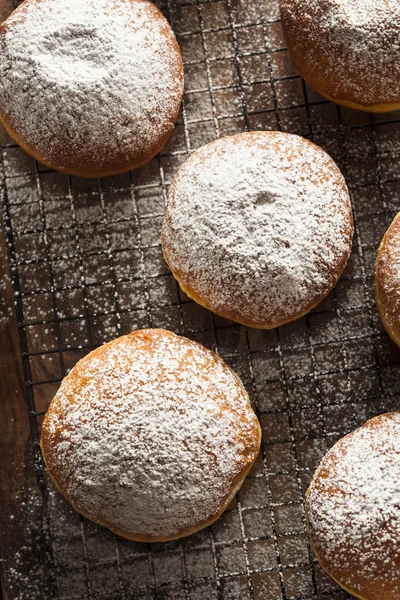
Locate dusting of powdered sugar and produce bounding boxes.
[4,488,54,600]
[161,131,353,328]
[281,0,400,105]
[376,213,400,332]
[0,0,183,174]
[41,329,260,540]
[307,412,400,597]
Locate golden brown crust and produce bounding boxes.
[0,107,179,179]
[162,243,342,330]
[306,413,400,600]
[281,0,400,112]
[307,537,373,600]
[41,329,261,542]
[0,0,184,178]
[375,213,400,347]
[161,131,354,329]
[316,90,400,115]
[41,438,259,543]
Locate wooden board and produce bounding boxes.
[0,143,52,600]
[0,4,52,598]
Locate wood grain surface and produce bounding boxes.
[0,0,12,22]
[0,3,52,599]
[0,186,34,600]
[0,153,54,600]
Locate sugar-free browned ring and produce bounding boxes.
[161,131,354,329]
[0,0,184,177]
[281,0,400,113]
[375,212,400,347]
[306,413,400,600]
[41,329,261,542]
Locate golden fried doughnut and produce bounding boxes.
[161,131,353,329]
[0,0,184,177]
[306,413,400,600]
[375,213,400,347]
[41,329,261,542]
[281,0,400,113]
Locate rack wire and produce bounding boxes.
[2,0,400,598]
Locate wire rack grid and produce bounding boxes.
[2,0,400,598]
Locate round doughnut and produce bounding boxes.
[306,412,400,600]
[161,131,354,330]
[40,328,261,542]
[375,213,400,347]
[280,0,400,113]
[0,0,184,178]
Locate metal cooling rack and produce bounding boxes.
[2,0,400,598]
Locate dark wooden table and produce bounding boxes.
[0,5,50,598]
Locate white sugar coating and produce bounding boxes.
[42,329,260,540]
[281,0,400,106]
[4,488,54,600]
[0,0,183,175]
[376,213,400,331]
[161,132,353,328]
[307,413,400,596]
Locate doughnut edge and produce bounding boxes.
[375,212,400,348]
[305,412,400,600]
[40,328,262,543]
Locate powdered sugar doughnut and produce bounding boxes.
[375,213,400,347]
[0,0,184,177]
[281,0,400,113]
[40,328,261,542]
[306,413,400,600]
[161,131,353,329]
